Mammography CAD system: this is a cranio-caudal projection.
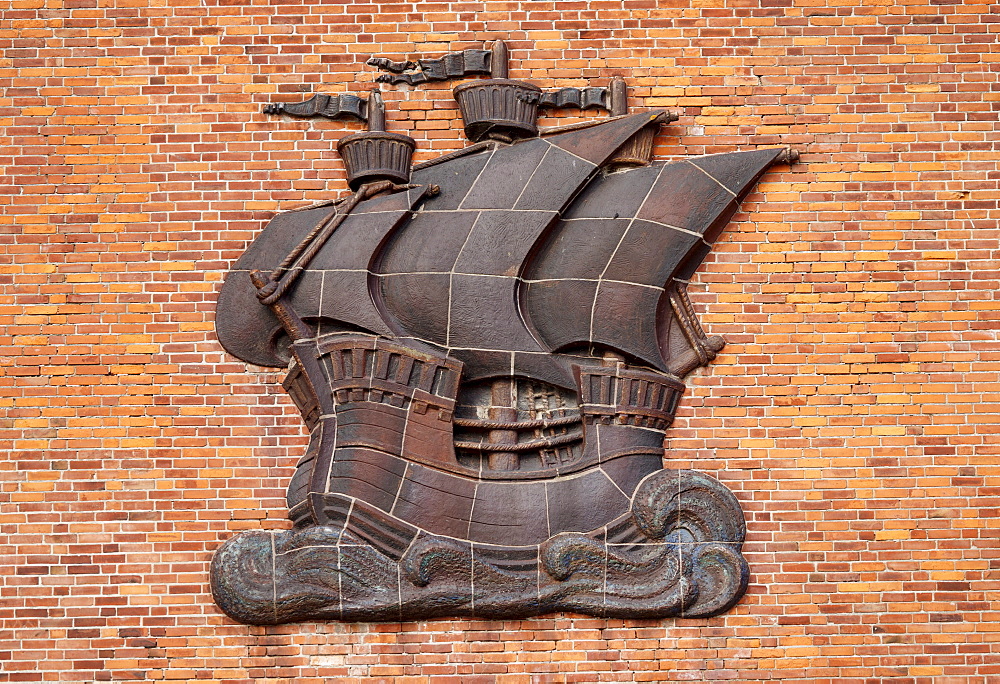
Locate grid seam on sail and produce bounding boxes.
[561,216,705,239]
[375,273,672,292]
[317,270,327,337]
[419,208,564,214]
[687,160,737,197]
[276,270,682,290]
[372,271,447,281]
[445,212,483,346]
[548,138,604,167]
[588,170,663,344]
[457,147,500,211]
[511,144,552,208]
[524,277,666,292]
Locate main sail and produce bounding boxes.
[375,112,661,388]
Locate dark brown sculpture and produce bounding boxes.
[212,41,795,624]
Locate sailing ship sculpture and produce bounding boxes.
[211,41,796,624]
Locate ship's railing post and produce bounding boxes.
[487,378,519,471]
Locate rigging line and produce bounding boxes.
[274,204,343,278]
[453,414,580,430]
[667,284,709,367]
[455,430,583,452]
[259,190,368,305]
[258,181,419,307]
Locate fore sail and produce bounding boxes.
[216,187,429,368]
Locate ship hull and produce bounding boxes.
[283,334,683,544]
[211,334,749,623]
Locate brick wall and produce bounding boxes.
[2,0,998,681]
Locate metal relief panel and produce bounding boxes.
[210,39,795,624]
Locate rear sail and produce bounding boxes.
[523,147,787,376]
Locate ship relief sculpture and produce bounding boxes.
[211,41,797,624]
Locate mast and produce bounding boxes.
[486,378,518,470]
[490,39,508,79]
